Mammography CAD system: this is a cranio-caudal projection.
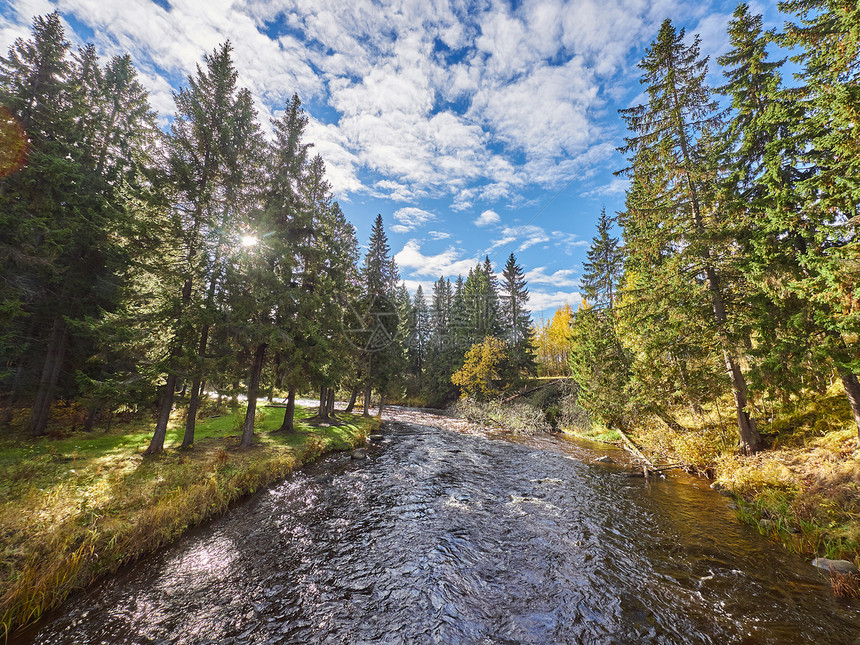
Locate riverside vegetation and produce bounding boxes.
[0,402,377,637]
[523,3,860,591]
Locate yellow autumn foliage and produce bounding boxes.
[451,336,509,399]
[534,304,573,376]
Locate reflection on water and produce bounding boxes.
[15,422,860,644]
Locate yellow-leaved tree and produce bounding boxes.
[451,336,510,400]
[534,304,574,376]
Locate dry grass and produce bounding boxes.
[0,404,375,639]
[450,397,551,434]
[627,384,860,569]
[830,570,860,599]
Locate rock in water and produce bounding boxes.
[596,455,614,464]
[812,558,860,575]
[351,448,367,460]
[368,434,384,443]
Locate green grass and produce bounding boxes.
[0,403,377,638]
[559,424,621,444]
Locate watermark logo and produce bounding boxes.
[341,294,400,352]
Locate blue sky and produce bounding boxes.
[0,0,785,318]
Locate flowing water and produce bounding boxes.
[15,420,860,644]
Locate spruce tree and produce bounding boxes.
[408,285,431,387]
[580,208,623,310]
[777,0,860,435]
[619,19,764,453]
[423,276,457,405]
[500,253,537,378]
[146,42,262,454]
[462,258,501,347]
[357,215,402,414]
[0,14,159,435]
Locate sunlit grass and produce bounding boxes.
[623,383,860,568]
[0,403,376,638]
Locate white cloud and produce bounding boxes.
[474,209,501,227]
[391,206,436,234]
[581,177,629,198]
[394,239,477,278]
[529,289,584,315]
[551,231,589,254]
[402,278,436,296]
[490,224,550,253]
[428,230,451,240]
[3,0,720,209]
[525,266,579,289]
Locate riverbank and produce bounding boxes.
[441,389,859,592]
[0,404,377,638]
[561,391,860,589]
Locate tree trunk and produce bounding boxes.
[85,406,98,432]
[723,349,763,454]
[146,372,177,455]
[837,368,860,439]
[181,377,202,449]
[278,387,296,433]
[377,394,384,419]
[30,317,68,436]
[345,386,359,413]
[326,388,336,417]
[363,383,372,417]
[318,387,330,421]
[182,323,212,449]
[240,343,268,448]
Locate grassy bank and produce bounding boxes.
[0,404,377,638]
[625,387,860,577]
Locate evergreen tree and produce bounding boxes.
[461,258,501,347]
[234,94,311,441]
[776,0,860,435]
[714,5,818,408]
[569,304,631,428]
[407,285,430,387]
[0,13,159,435]
[580,208,623,310]
[423,276,458,405]
[356,215,402,414]
[146,42,262,454]
[618,19,764,453]
[500,253,537,378]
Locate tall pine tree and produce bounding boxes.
[500,253,536,378]
[619,19,764,453]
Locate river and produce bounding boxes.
[15,415,860,644]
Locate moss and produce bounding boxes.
[0,405,374,638]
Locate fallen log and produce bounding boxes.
[501,379,563,404]
[616,427,657,479]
